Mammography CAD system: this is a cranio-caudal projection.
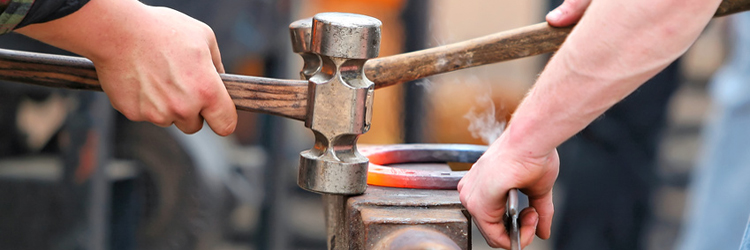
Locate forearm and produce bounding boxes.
[503,0,722,156]
[15,0,153,62]
[17,0,235,136]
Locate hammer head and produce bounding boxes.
[289,18,321,80]
[297,13,381,195]
[310,13,381,59]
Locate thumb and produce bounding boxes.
[527,190,555,239]
[546,0,593,27]
[208,36,226,74]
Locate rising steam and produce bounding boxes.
[464,92,505,144]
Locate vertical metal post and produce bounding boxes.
[62,91,113,250]
[88,93,113,250]
[254,2,294,248]
[255,114,291,250]
[323,194,348,249]
[401,1,431,143]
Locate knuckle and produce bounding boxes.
[115,106,142,122]
[187,44,209,60]
[200,22,215,35]
[207,29,218,44]
[179,39,209,61]
[197,86,218,102]
[200,24,219,45]
[170,105,194,120]
[123,112,142,122]
[144,111,170,127]
[458,192,469,205]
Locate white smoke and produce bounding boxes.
[463,91,505,145]
[415,78,436,93]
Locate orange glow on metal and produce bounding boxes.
[366,165,416,188]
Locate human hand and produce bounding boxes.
[16,0,237,136]
[546,0,592,27]
[92,5,237,135]
[458,133,559,249]
[463,0,721,246]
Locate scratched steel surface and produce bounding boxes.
[345,184,470,249]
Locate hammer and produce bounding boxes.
[288,15,379,250]
[1,1,749,188]
[1,0,748,122]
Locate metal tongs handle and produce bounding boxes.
[506,188,521,250]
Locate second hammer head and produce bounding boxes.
[295,12,381,195]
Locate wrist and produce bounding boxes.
[496,114,552,159]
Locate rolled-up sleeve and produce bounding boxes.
[0,0,35,34]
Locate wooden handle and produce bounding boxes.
[366,0,750,89]
[366,23,570,89]
[0,48,308,121]
[1,0,748,120]
[221,74,307,121]
[716,0,750,16]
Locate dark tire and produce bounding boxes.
[115,121,224,250]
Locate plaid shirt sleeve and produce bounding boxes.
[0,0,35,34]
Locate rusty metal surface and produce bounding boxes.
[329,144,486,249]
[372,227,462,250]
[323,194,348,249]
[351,185,464,208]
[345,186,470,250]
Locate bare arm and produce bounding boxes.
[458,0,722,248]
[15,0,237,135]
[511,0,720,154]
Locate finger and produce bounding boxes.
[528,190,555,239]
[152,121,173,128]
[207,34,225,73]
[169,99,204,134]
[519,207,540,248]
[142,108,173,128]
[174,116,204,134]
[200,74,237,136]
[457,163,477,193]
[475,218,510,249]
[109,99,139,122]
[546,0,593,27]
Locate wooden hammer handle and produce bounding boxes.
[0,0,747,120]
[366,0,750,88]
[366,23,570,88]
[716,0,750,16]
[0,48,309,121]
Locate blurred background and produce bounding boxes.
[0,0,735,249]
